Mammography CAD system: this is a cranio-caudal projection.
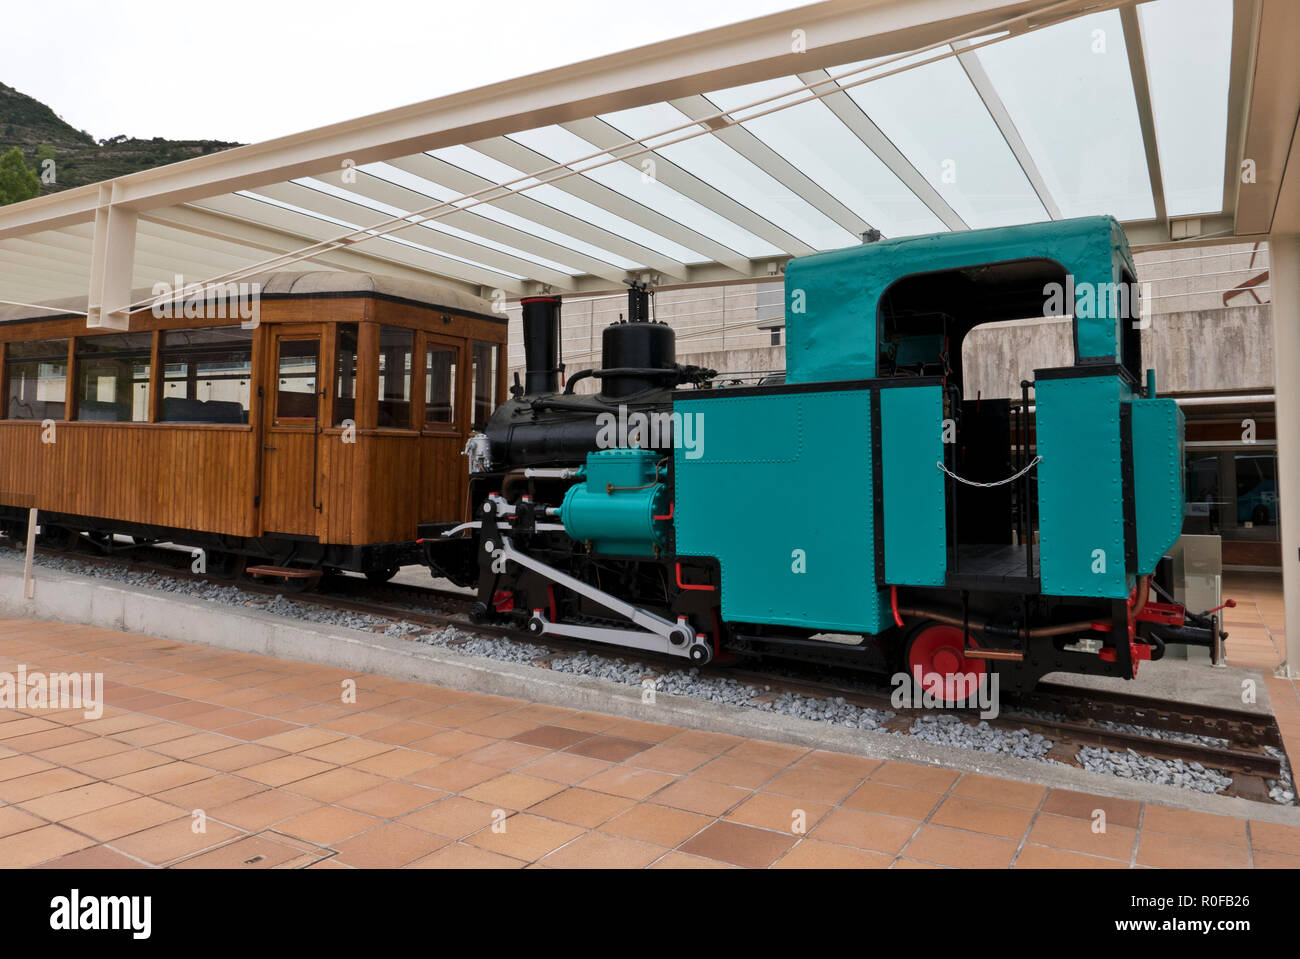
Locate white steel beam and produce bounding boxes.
[1222,0,1261,220]
[560,115,816,256]
[470,135,751,275]
[669,93,873,239]
[1119,4,1168,230]
[795,68,968,231]
[86,185,137,330]
[951,42,1061,220]
[385,153,690,279]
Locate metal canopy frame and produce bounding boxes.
[0,0,1293,322]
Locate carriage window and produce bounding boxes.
[377,326,414,429]
[275,339,319,421]
[159,326,252,423]
[5,338,69,420]
[470,341,500,430]
[334,323,358,426]
[425,345,456,426]
[75,332,152,422]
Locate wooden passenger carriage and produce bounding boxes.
[0,272,506,576]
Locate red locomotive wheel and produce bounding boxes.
[904,623,987,708]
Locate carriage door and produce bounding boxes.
[261,329,323,536]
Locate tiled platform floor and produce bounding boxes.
[0,604,1297,869]
[1222,571,1299,760]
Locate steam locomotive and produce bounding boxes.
[422,216,1225,705]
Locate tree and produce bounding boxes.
[0,147,40,205]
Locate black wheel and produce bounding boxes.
[365,566,400,584]
[468,602,490,625]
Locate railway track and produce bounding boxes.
[9,534,1290,804]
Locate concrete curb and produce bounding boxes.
[3,553,1299,827]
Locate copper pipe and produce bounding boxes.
[897,607,1102,640]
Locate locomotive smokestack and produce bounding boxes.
[626,280,651,323]
[520,295,562,395]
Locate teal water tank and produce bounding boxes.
[560,448,670,556]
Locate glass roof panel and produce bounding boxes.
[296,177,581,275]
[430,145,707,264]
[971,10,1156,221]
[508,125,782,258]
[827,49,1049,228]
[703,76,946,239]
[364,161,639,271]
[1138,0,1232,216]
[599,102,861,251]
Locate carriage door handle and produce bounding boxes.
[264,445,277,451]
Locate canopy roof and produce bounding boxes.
[0,0,1296,321]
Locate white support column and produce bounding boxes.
[86,184,137,330]
[1272,233,1300,676]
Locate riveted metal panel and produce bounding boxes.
[881,385,946,585]
[1131,398,1186,574]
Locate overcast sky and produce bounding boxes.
[2,0,809,144]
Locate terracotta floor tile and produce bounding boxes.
[903,825,1018,868]
[110,760,212,795]
[843,782,943,820]
[649,851,738,869]
[221,718,299,741]
[763,767,863,805]
[407,730,496,757]
[319,712,398,736]
[351,749,441,778]
[726,791,832,834]
[930,796,1035,840]
[0,767,95,802]
[403,758,499,793]
[654,777,749,817]
[302,738,395,766]
[277,805,382,845]
[775,840,893,869]
[240,755,336,788]
[460,714,540,740]
[1253,850,1300,868]
[1015,844,1129,868]
[408,842,526,868]
[511,724,593,750]
[660,729,746,755]
[630,744,714,775]
[693,755,781,789]
[599,719,680,742]
[566,735,654,763]
[154,774,266,810]
[529,787,637,828]
[870,760,959,793]
[465,813,584,863]
[150,732,239,760]
[789,749,883,780]
[952,773,1047,809]
[67,748,171,780]
[0,754,55,782]
[1249,819,1300,857]
[63,796,187,841]
[18,781,138,821]
[723,739,808,767]
[1026,813,1136,862]
[366,721,443,746]
[0,804,45,838]
[401,796,504,840]
[1136,832,1251,869]
[810,807,920,855]
[460,739,551,771]
[192,743,288,772]
[520,751,612,785]
[34,737,133,765]
[338,781,444,819]
[1041,788,1142,828]
[255,727,347,753]
[0,823,95,867]
[332,822,449,868]
[286,767,388,803]
[680,820,795,868]
[110,723,192,747]
[540,831,669,868]
[603,803,713,847]
[208,790,321,831]
[34,845,147,869]
[1141,805,1248,845]
[172,833,316,869]
[463,773,566,810]
[112,816,243,865]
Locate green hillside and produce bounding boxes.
[0,81,241,202]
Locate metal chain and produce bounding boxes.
[936,455,1042,487]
